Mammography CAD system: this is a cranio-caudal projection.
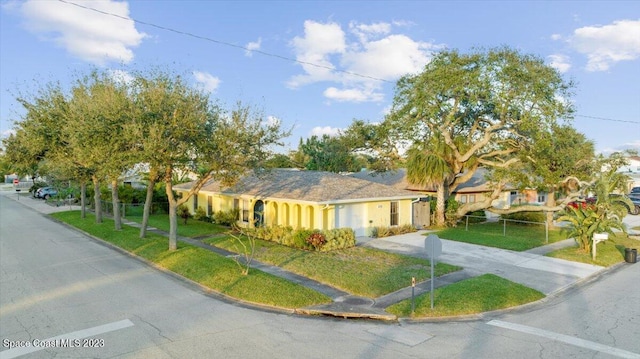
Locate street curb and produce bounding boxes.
[399,261,630,324]
[46,214,304,318]
[9,195,631,323]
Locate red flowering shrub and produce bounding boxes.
[306,231,326,250]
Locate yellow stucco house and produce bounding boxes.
[174,169,420,236]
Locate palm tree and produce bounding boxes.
[406,133,463,226]
[557,169,631,253]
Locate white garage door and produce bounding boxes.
[335,203,368,237]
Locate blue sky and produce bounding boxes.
[1,0,639,155]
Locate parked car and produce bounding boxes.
[630,187,640,195]
[609,193,640,215]
[35,186,58,199]
[630,194,640,215]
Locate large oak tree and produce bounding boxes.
[349,47,577,226]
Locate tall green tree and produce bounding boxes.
[3,83,69,184]
[350,47,575,226]
[512,124,596,227]
[297,134,365,173]
[66,71,135,227]
[127,71,287,249]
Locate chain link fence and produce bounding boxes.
[461,214,549,244]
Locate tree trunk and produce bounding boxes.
[168,199,178,251]
[165,174,178,251]
[80,182,86,219]
[111,178,121,230]
[435,184,446,227]
[545,189,556,229]
[139,178,156,238]
[92,175,102,223]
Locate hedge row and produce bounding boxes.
[370,224,416,238]
[242,225,356,251]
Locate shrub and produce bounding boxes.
[292,229,314,250]
[241,226,355,251]
[500,210,545,224]
[370,224,416,238]
[177,204,191,224]
[319,228,356,251]
[194,207,211,222]
[306,231,326,250]
[466,210,487,223]
[213,208,239,226]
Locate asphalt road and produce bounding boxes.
[1,194,639,359]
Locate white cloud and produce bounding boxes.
[288,21,346,88]
[289,20,436,103]
[569,19,640,71]
[547,54,572,73]
[599,140,640,155]
[550,34,562,41]
[323,86,383,103]
[245,38,261,57]
[193,71,221,93]
[18,0,146,65]
[310,126,342,137]
[349,21,391,43]
[343,34,431,79]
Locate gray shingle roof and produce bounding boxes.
[349,168,508,193]
[175,169,418,204]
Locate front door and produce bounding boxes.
[253,200,264,227]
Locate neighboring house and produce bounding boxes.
[349,168,546,212]
[174,169,422,236]
[617,155,640,174]
[616,156,640,189]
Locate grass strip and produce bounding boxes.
[387,274,545,317]
[546,233,640,267]
[125,213,229,238]
[206,235,461,298]
[437,222,565,251]
[51,211,331,308]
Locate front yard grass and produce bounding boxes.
[51,211,330,308]
[387,274,545,317]
[546,233,640,267]
[205,235,461,298]
[126,213,229,238]
[437,221,565,251]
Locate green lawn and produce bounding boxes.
[437,221,565,251]
[126,213,229,238]
[546,233,640,267]
[51,211,330,308]
[387,274,545,317]
[206,235,461,298]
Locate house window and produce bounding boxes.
[207,196,213,215]
[193,195,198,212]
[233,198,239,210]
[537,194,546,203]
[469,194,476,203]
[460,195,467,203]
[390,201,399,226]
[242,199,249,222]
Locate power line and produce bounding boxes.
[55,0,640,126]
[575,115,640,124]
[56,0,392,84]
